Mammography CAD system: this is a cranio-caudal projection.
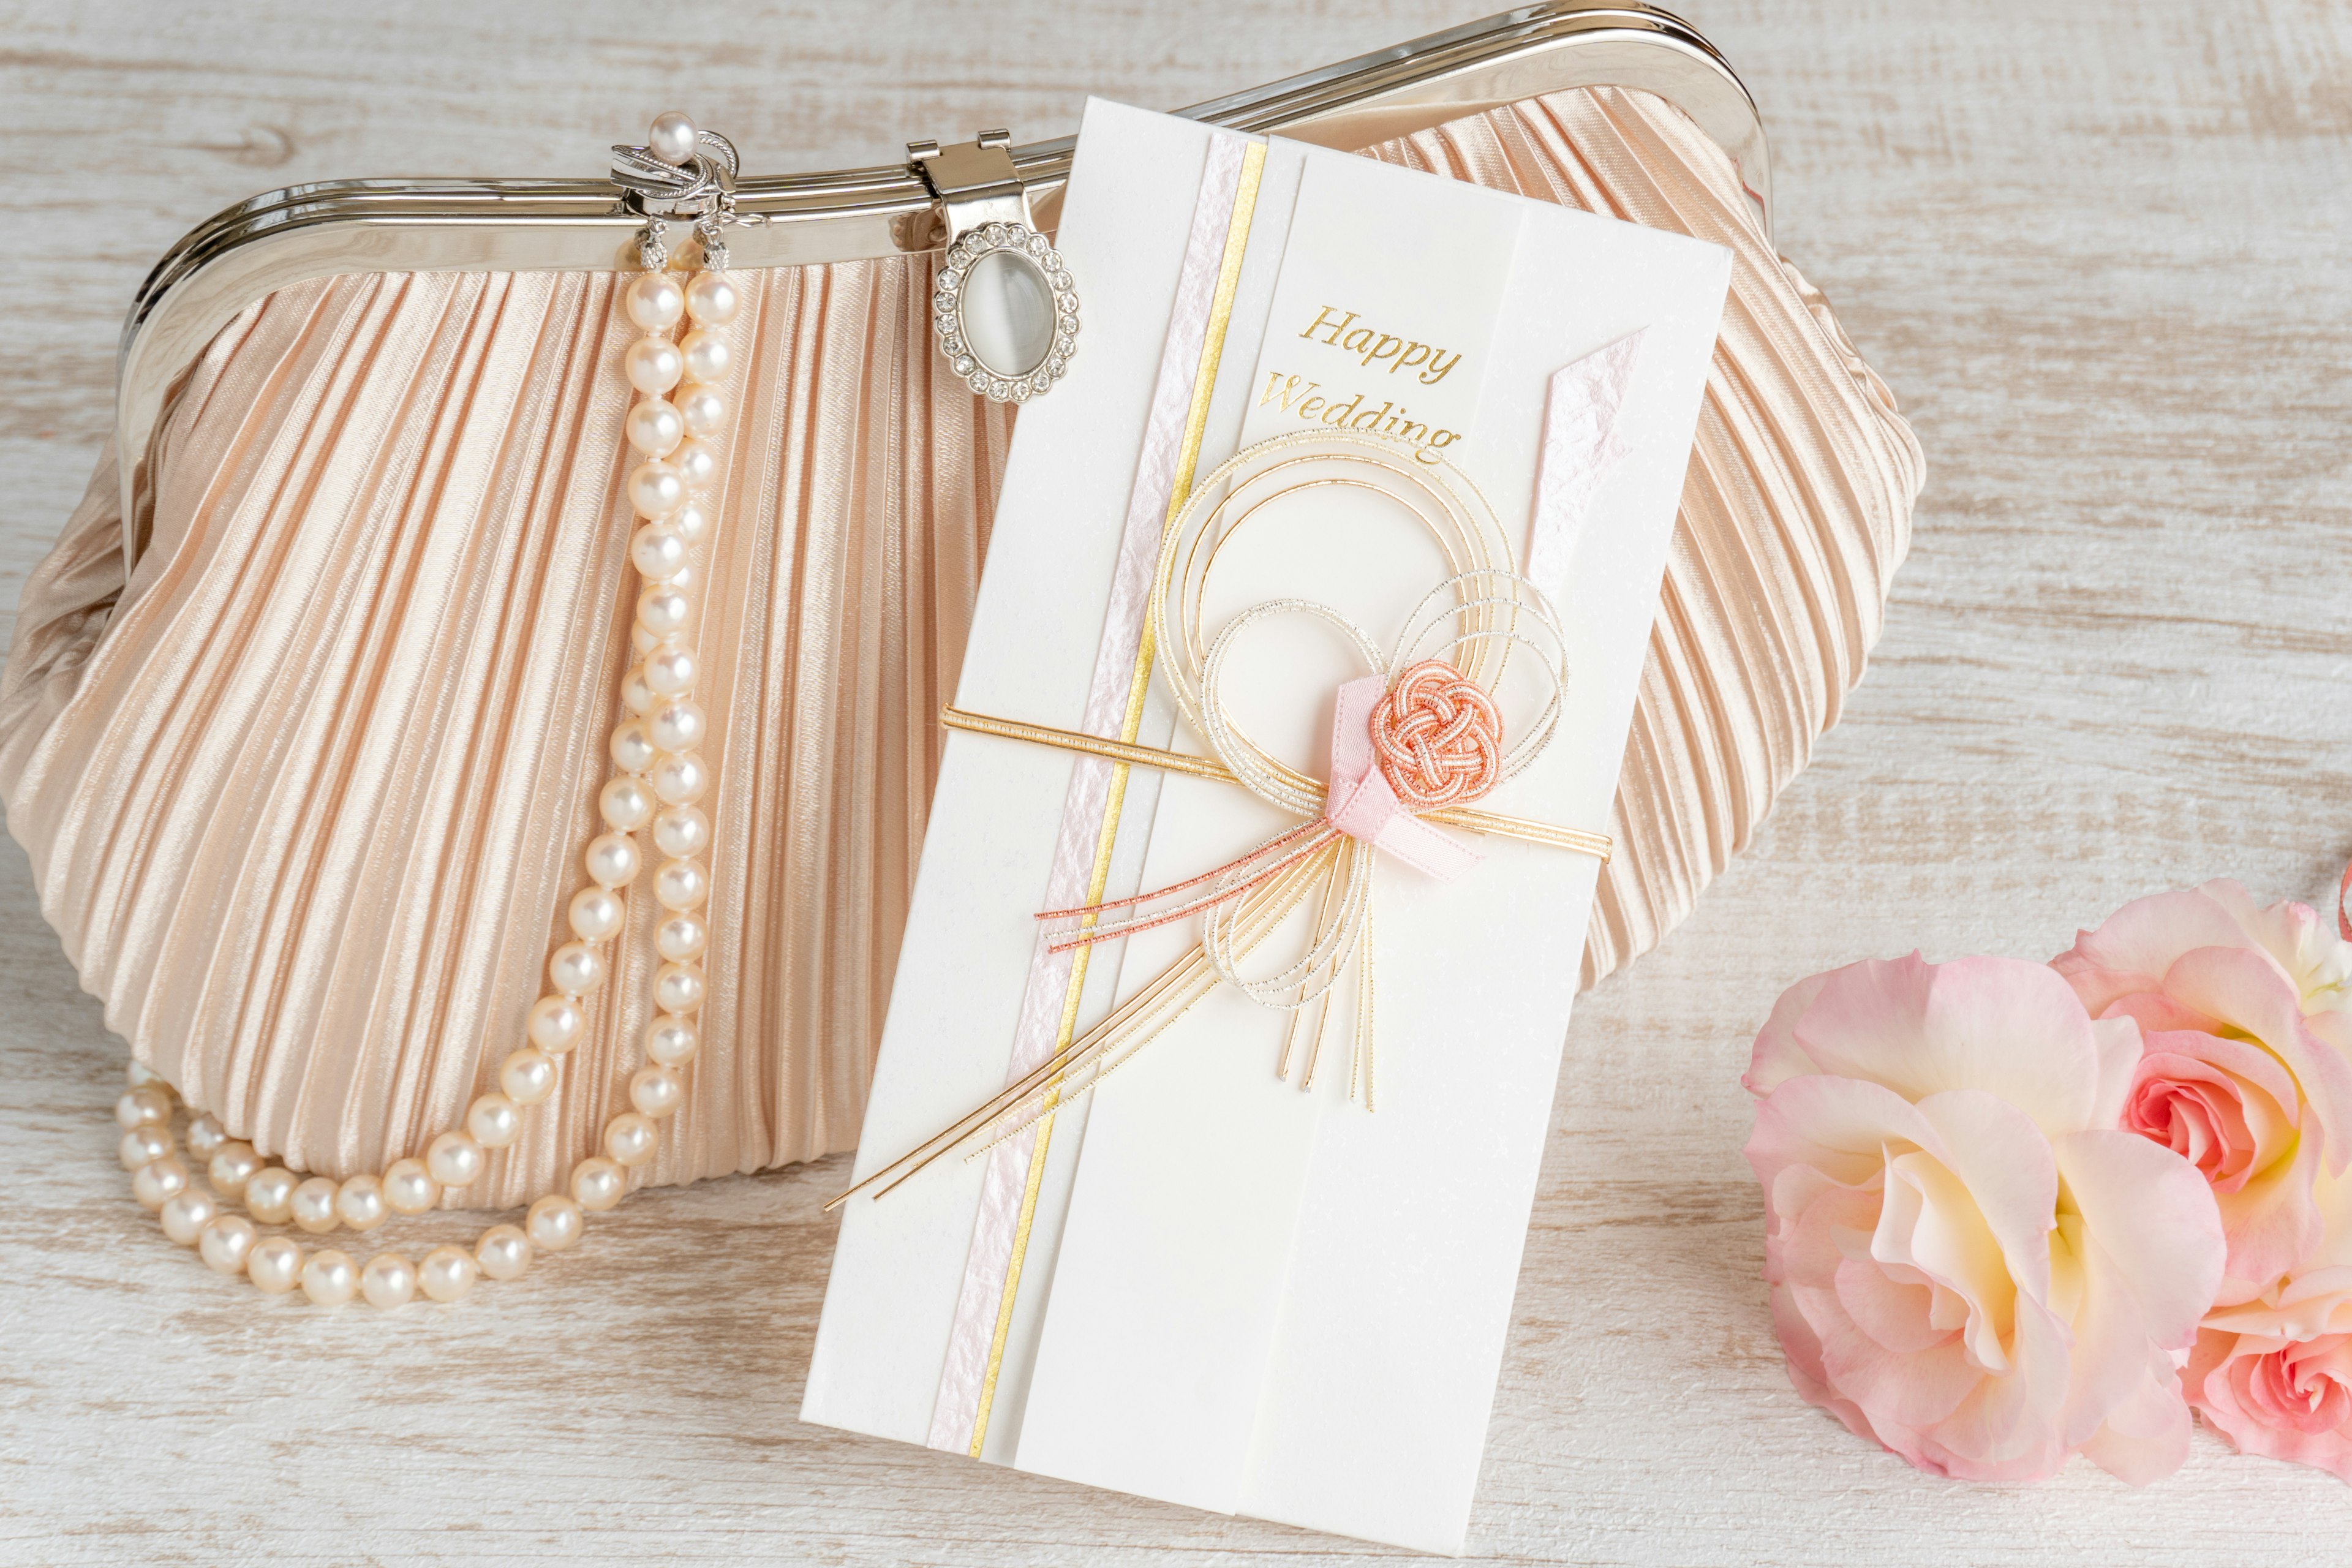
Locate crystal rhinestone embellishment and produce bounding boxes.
[930,222,1078,405]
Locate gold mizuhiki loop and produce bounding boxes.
[928,707,1611,858]
[1148,434,1569,1017]
[832,434,1602,1210]
[1161,432,1517,789]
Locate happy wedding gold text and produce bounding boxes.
[1260,305,1465,464]
[1298,306,1461,383]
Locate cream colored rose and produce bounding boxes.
[1746,954,2224,1482]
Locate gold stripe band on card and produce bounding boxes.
[964,137,1269,1458]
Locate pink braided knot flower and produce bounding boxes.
[1369,659,1502,812]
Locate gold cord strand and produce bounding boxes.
[940,707,1612,862]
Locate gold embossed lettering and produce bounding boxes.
[1259,371,1309,410]
[1300,307,1357,345]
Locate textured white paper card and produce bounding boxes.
[1237,153,1519,458]
[804,98,1730,1555]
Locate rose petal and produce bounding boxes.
[2076,1345,2192,1485]
[1835,1253,1953,1355]
[1794,955,2106,1136]
[1763,1159,1844,1249]
[2053,887,2253,1014]
[2204,1287,2352,1341]
[2087,1013,2142,1128]
[1909,1294,2075,1480]
[2166,944,2352,1175]
[1911,1090,2062,1303]
[2184,1326,2235,1407]
[2052,1129,2225,1349]
[1770,1280,1860,1424]
[2048,1212,2139,1442]
[2198,878,2352,1008]
[1875,1148,2015,1368]
[2204,1130,2328,1305]
[1747,1074,1938,1193]
[1779,1178,1880,1290]
[1807,1280,1986,1428]
[2204,1173,2352,1336]
[1746,968,1837,1096]
[2048,1210,2192,1477]
[2103,989,2231,1037]
[2310,1007,2352,1076]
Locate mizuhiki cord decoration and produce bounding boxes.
[832,331,1648,1210]
[112,113,744,1307]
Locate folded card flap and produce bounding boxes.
[1235,206,1730,1556]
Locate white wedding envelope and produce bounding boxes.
[802,98,1728,1554]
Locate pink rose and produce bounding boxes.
[2094,881,2352,1479]
[2192,1123,2352,1482]
[1745,954,2225,1482]
[2187,1327,2352,1480]
[2053,880,2352,1304]
[2188,1153,2352,1392]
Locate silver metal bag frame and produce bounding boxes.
[113,1,1768,563]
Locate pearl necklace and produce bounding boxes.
[110,111,739,1309]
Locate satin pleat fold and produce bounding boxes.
[0,89,1916,1197]
[1359,91,1922,983]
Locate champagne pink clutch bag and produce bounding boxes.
[2,5,1919,1219]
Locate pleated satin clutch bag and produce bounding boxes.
[1,2,1920,1229]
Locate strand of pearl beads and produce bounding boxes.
[111,186,740,1307]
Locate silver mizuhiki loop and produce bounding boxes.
[1194,600,1385,1008]
[1152,433,1574,1012]
[1194,598,1384,819]
[1392,569,1570,783]
[1202,831,1374,1009]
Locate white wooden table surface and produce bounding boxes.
[2,1,2348,1562]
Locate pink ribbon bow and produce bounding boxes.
[1321,661,1493,882]
[1037,657,1500,952]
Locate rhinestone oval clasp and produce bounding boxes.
[933,222,1078,404]
[913,132,1079,405]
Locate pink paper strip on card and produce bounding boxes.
[925,127,1257,1455]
